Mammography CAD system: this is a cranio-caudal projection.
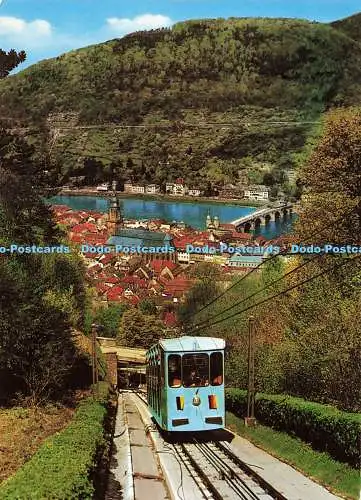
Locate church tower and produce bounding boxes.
[213,215,220,229]
[206,212,212,229]
[107,194,122,236]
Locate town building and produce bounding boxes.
[106,194,177,262]
[96,183,109,192]
[145,184,161,194]
[227,254,263,269]
[205,214,236,237]
[124,182,145,194]
[166,178,188,196]
[188,188,201,197]
[219,183,244,199]
[243,185,269,201]
[107,196,123,236]
[177,251,191,264]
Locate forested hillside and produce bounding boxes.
[1,16,361,186]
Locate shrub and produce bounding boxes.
[0,382,110,499]
[226,388,361,467]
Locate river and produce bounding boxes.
[50,195,296,239]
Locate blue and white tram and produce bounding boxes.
[146,336,225,432]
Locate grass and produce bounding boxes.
[0,405,74,484]
[226,411,360,500]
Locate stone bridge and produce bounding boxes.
[231,203,294,232]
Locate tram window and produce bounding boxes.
[182,354,209,387]
[210,352,223,386]
[168,355,181,388]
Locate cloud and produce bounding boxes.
[106,14,174,35]
[3,13,175,71]
[0,16,52,48]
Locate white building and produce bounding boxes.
[166,181,188,196]
[177,251,191,264]
[227,254,263,268]
[188,188,201,197]
[243,185,269,201]
[146,184,161,194]
[124,182,145,194]
[96,183,109,192]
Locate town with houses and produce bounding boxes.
[96,177,271,201]
[52,190,289,329]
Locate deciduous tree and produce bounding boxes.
[117,309,166,348]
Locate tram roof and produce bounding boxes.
[158,336,225,352]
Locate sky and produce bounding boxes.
[0,0,360,70]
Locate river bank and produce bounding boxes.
[58,188,264,208]
[51,192,295,237]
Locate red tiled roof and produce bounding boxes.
[99,253,116,265]
[150,260,177,273]
[121,276,148,288]
[87,212,103,219]
[106,285,124,301]
[103,276,120,284]
[59,211,85,220]
[97,270,118,279]
[174,238,191,249]
[58,214,84,226]
[69,234,83,243]
[125,294,140,305]
[231,232,252,240]
[71,222,98,234]
[95,282,112,294]
[164,278,193,293]
[87,263,102,274]
[83,251,98,259]
[82,234,108,245]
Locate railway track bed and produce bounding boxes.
[173,440,276,500]
[131,390,282,500]
[131,390,341,500]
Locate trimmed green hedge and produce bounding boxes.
[0,382,110,499]
[226,389,361,467]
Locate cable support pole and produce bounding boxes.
[245,315,256,427]
[91,323,99,397]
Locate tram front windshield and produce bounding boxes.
[182,354,209,387]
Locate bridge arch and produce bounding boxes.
[243,221,253,232]
[253,217,262,229]
[273,210,281,221]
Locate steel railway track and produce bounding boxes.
[174,439,277,500]
[131,390,284,500]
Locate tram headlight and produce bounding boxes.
[176,396,184,410]
[192,394,201,406]
[209,395,217,409]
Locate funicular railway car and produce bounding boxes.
[146,336,225,432]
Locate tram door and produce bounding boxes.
[159,349,166,426]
